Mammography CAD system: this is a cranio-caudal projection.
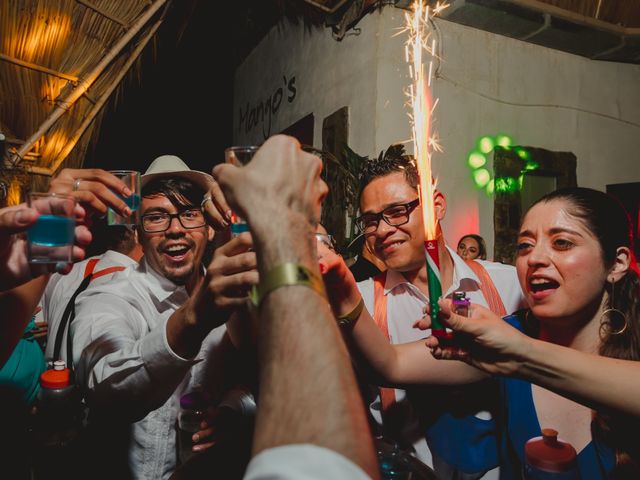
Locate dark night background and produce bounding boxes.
[84,1,282,175]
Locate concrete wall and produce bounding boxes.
[234,6,640,258]
[232,13,383,158]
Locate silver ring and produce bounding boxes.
[73,179,81,191]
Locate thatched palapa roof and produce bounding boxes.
[0,0,185,202]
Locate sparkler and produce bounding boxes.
[404,1,451,339]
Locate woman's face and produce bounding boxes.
[457,236,480,260]
[516,199,608,325]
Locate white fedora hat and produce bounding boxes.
[141,155,212,192]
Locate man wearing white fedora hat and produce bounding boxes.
[142,154,232,229]
[71,154,256,479]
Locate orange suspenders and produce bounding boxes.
[373,272,396,412]
[83,257,127,281]
[463,260,506,317]
[53,258,127,366]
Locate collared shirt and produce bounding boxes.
[42,250,138,363]
[72,257,227,480]
[358,246,525,345]
[356,245,526,471]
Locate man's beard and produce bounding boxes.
[164,263,195,285]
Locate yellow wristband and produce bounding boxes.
[337,297,365,329]
[250,263,326,308]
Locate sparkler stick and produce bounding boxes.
[405,1,451,338]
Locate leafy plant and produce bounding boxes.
[320,143,369,256]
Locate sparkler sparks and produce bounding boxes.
[404,1,450,336]
[403,1,447,238]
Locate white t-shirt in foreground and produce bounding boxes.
[244,445,370,480]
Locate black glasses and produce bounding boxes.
[141,208,206,233]
[354,198,420,234]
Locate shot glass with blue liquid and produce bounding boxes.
[224,146,259,236]
[27,193,76,264]
[107,170,140,226]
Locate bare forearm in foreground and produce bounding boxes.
[251,216,379,478]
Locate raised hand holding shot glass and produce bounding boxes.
[107,170,140,225]
[27,192,76,264]
[224,146,259,236]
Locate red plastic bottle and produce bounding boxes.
[524,428,581,479]
[31,360,84,478]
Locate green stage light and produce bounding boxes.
[496,135,512,148]
[473,168,491,188]
[486,179,495,196]
[516,148,530,160]
[468,151,486,169]
[466,134,537,196]
[495,176,519,193]
[478,136,494,154]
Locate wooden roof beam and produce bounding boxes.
[0,53,79,83]
[11,0,168,167]
[510,0,640,36]
[29,19,164,176]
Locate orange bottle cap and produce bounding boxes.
[40,367,70,389]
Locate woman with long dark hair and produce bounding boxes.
[456,233,487,260]
[321,187,640,478]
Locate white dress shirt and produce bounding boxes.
[42,250,138,363]
[244,445,370,480]
[357,245,526,476]
[71,257,227,480]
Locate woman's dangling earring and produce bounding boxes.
[599,278,629,338]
